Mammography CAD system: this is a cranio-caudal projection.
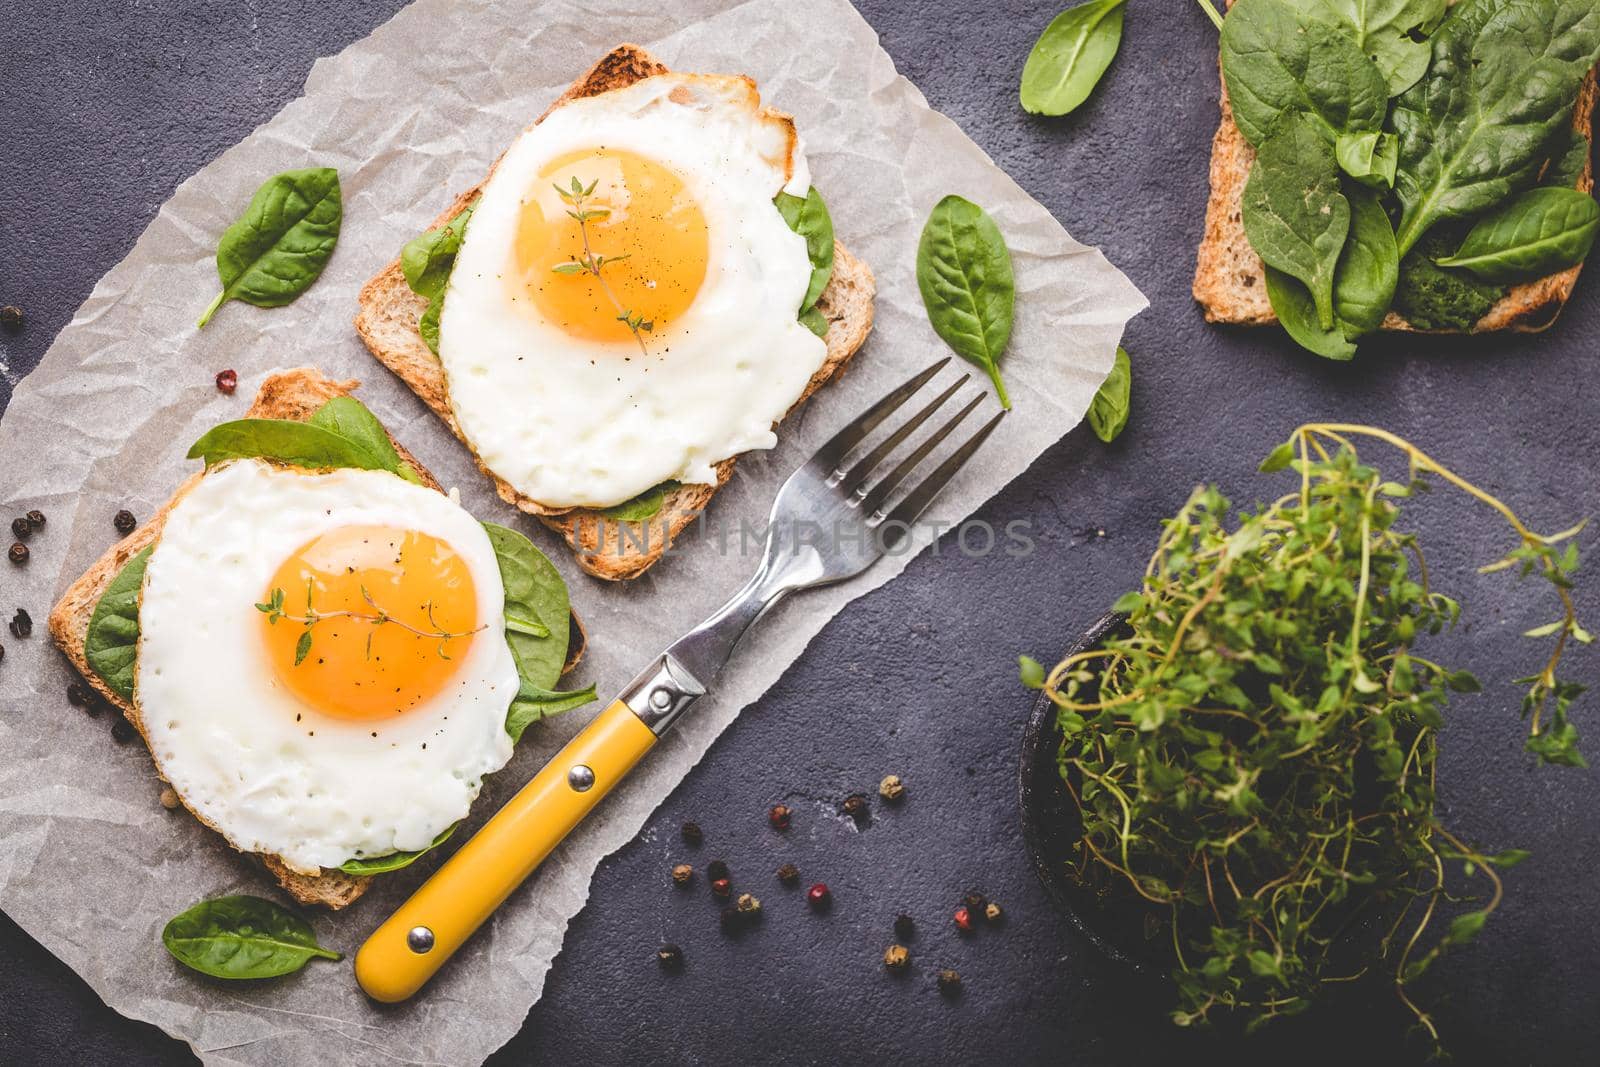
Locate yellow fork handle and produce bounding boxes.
[354,699,656,1002]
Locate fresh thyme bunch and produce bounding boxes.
[1025,425,1590,1051]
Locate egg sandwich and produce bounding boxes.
[48,369,592,908]
[356,44,876,580]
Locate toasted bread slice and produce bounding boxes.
[48,369,584,908]
[355,44,876,581]
[1193,19,1597,334]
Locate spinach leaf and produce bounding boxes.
[1336,129,1398,189]
[1265,187,1398,359]
[482,522,594,739]
[1241,113,1351,329]
[1265,270,1359,360]
[1305,0,1446,96]
[85,547,152,701]
[187,397,411,477]
[1391,0,1600,256]
[1543,128,1591,189]
[1435,186,1600,283]
[916,195,1016,408]
[775,188,836,321]
[506,679,602,746]
[1219,0,1388,148]
[600,480,681,522]
[308,396,422,483]
[1019,0,1128,117]
[187,419,394,473]
[197,168,342,329]
[799,306,828,338]
[402,199,479,355]
[162,895,341,979]
[1087,347,1131,443]
[1392,226,1507,330]
[339,824,457,876]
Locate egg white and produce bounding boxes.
[135,460,519,874]
[438,73,828,508]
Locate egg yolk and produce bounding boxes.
[259,525,479,723]
[513,147,709,346]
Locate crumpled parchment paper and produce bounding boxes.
[0,0,1145,1062]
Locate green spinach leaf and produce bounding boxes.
[482,522,594,740]
[799,306,829,337]
[1219,0,1388,148]
[1265,187,1397,359]
[339,824,457,876]
[1241,113,1351,329]
[601,481,681,522]
[85,547,152,701]
[308,396,422,483]
[403,199,479,355]
[774,189,836,317]
[1305,0,1446,96]
[916,195,1016,409]
[1391,0,1600,256]
[1019,0,1128,117]
[162,895,341,979]
[1435,186,1600,283]
[187,397,411,477]
[197,168,342,329]
[1087,347,1131,443]
[1336,129,1398,189]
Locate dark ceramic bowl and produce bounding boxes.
[1017,611,1173,972]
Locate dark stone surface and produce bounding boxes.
[2,2,1596,1064]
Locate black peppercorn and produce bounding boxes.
[963,891,988,913]
[656,943,684,970]
[67,682,88,706]
[111,718,135,743]
[114,509,137,534]
[841,793,868,820]
[8,543,26,565]
[894,913,916,941]
[11,517,31,540]
[680,821,703,845]
[937,969,962,995]
[707,858,729,881]
[719,905,743,933]
[25,510,44,529]
[0,306,21,330]
[9,609,32,638]
[776,862,800,885]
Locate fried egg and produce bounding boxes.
[437,73,827,508]
[136,460,519,874]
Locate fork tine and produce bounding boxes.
[836,374,970,496]
[874,410,1005,548]
[857,393,985,517]
[810,357,952,472]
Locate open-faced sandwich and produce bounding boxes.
[48,369,593,908]
[355,44,876,580]
[1193,0,1600,357]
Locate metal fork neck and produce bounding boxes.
[620,551,818,736]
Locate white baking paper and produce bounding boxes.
[0,0,1145,1062]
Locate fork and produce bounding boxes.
[355,357,1002,1001]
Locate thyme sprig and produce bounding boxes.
[1023,424,1589,1054]
[551,175,652,357]
[256,580,485,666]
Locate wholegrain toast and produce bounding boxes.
[1193,12,1597,334]
[48,368,585,908]
[355,44,876,581]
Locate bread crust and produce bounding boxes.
[46,368,582,908]
[354,44,876,581]
[1192,15,1597,335]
